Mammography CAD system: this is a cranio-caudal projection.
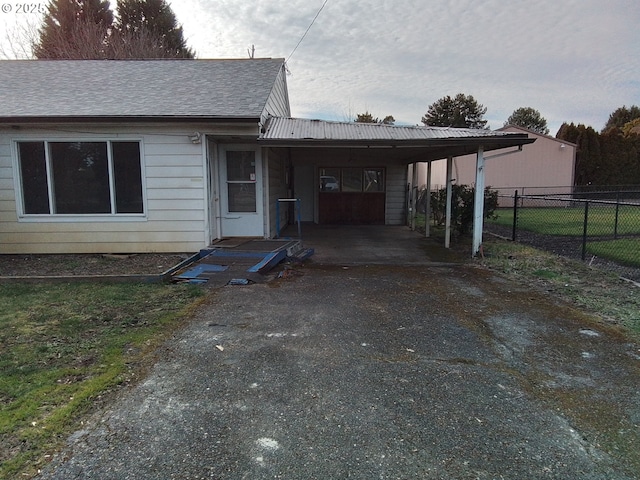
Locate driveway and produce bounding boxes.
[37,229,640,479]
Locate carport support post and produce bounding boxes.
[425,161,432,238]
[410,162,418,231]
[445,156,453,248]
[472,147,485,257]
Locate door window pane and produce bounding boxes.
[227,151,257,212]
[228,183,256,212]
[50,142,110,214]
[112,142,143,213]
[226,151,255,181]
[342,168,363,192]
[18,142,50,214]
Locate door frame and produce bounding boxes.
[218,144,264,238]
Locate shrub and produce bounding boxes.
[418,185,498,235]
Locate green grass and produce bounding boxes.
[490,205,640,237]
[586,238,640,267]
[488,206,640,266]
[0,282,204,479]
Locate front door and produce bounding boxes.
[219,146,263,237]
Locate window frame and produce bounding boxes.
[12,137,147,222]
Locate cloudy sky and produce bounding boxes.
[3,0,639,133]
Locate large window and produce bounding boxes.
[17,140,144,215]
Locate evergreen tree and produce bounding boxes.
[32,0,194,59]
[602,105,640,133]
[505,107,549,135]
[422,93,488,129]
[557,123,602,186]
[34,0,113,58]
[355,111,395,125]
[115,0,194,58]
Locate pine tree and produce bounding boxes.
[33,0,113,59]
[421,93,488,129]
[505,107,549,135]
[115,0,194,58]
[355,112,395,125]
[602,105,640,133]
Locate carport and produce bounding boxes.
[259,118,535,256]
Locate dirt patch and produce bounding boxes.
[0,253,191,277]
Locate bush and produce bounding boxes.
[418,185,498,235]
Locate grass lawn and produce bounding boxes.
[586,238,640,268]
[488,206,640,266]
[490,205,640,237]
[0,282,204,479]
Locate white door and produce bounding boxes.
[219,146,263,237]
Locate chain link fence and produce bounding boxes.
[486,190,640,282]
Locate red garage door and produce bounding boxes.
[319,167,385,224]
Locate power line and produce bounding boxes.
[286,0,329,63]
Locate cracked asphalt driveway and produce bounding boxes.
[37,263,640,479]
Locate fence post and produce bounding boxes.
[582,200,589,261]
[614,191,620,240]
[512,190,518,241]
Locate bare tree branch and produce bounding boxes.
[0,17,40,59]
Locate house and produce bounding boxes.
[416,125,577,205]
[0,59,534,256]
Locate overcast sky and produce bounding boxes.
[3,0,639,134]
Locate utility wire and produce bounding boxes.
[286,0,329,63]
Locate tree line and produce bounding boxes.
[33,0,193,59]
[357,99,640,188]
[557,106,640,188]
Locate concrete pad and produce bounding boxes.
[37,264,639,479]
[289,225,465,265]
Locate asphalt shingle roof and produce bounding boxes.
[0,58,285,120]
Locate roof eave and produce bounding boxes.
[0,115,261,125]
[258,135,535,149]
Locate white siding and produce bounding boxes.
[0,124,220,254]
[261,65,291,123]
[385,165,407,225]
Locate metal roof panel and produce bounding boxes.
[261,117,521,142]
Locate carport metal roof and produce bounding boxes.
[260,116,537,257]
[259,117,535,162]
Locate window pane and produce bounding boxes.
[319,168,340,192]
[50,142,110,214]
[18,142,50,214]
[112,142,143,213]
[228,183,256,212]
[363,169,385,192]
[226,151,255,181]
[342,168,362,192]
